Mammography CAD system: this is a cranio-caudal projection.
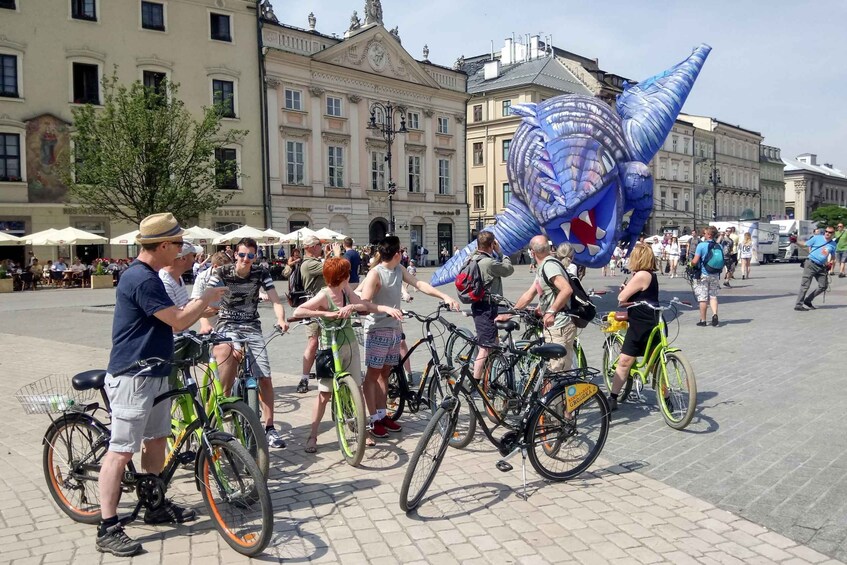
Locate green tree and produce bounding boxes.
[810,204,847,228]
[62,73,247,225]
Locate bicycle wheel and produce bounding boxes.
[386,365,407,421]
[215,401,269,478]
[481,351,519,425]
[602,334,631,402]
[445,327,477,368]
[426,363,476,449]
[334,374,367,467]
[526,386,609,481]
[43,415,109,524]
[399,405,455,512]
[197,437,273,557]
[246,387,260,420]
[655,351,697,430]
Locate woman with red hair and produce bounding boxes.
[293,257,401,453]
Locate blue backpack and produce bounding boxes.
[703,242,725,274]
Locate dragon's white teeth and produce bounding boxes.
[572,243,586,253]
[579,210,592,226]
[587,244,601,256]
[560,222,571,239]
[596,227,606,239]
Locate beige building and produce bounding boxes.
[260,2,469,258]
[783,154,847,220]
[649,120,696,235]
[759,144,785,219]
[0,0,263,263]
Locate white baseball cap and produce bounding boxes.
[177,242,203,258]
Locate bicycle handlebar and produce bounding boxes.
[619,297,692,309]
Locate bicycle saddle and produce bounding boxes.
[614,311,629,322]
[72,369,107,391]
[496,320,519,332]
[529,343,567,359]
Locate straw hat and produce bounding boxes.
[135,213,185,244]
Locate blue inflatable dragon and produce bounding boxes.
[432,44,711,286]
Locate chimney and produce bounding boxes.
[484,59,501,80]
[797,154,818,165]
[824,163,834,168]
[530,35,540,59]
[502,37,513,65]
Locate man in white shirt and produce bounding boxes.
[191,251,232,332]
[159,243,201,308]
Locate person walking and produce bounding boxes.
[668,237,680,278]
[833,222,847,278]
[691,226,722,327]
[738,233,753,279]
[795,226,837,311]
[342,237,361,290]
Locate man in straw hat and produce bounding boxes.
[96,213,227,557]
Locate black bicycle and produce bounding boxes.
[399,340,610,512]
[18,357,273,556]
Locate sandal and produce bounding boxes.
[304,436,318,453]
[366,437,376,447]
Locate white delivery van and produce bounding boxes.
[712,221,780,265]
[772,220,816,262]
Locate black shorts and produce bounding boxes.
[471,301,498,347]
[621,315,659,357]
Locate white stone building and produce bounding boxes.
[649,120,696,235]
[783,154,847,220]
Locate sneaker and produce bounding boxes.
[266,427,287,449]
[711,315,719,327]
[370,421,389,438]
[381,417,402,433]
[803,301,817,310]
[839,273,846,278]
[143,500,197,525]
[608,396,618,412]
[96,524,142,557]
[296,379,309,394]
[722,282,731,288]
[794,305,808,311]
[696,320,708,327]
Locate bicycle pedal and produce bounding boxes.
[177,451,196,465]
[495,460,513,473]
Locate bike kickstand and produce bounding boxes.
[519,447,529,501]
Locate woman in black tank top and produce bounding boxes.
[608,243,660,412]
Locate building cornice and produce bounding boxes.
[206,66,241,79]
[0,35,26,51]
[136,56,174,70]
[65,47,106,62]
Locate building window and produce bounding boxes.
[503,183,511,206]
[683,138,689,155]
[672,136,678,153]
[286,141,304,185]
[0,0,15,8]
[660,190,666,210]
[284,88,301,111]
[214,148,238,189]
[326,96,342,117]
[407,111,420,130]
[142,70,166,97]
[672,162,678,181]
[472,105,482,122]
[210,13,232,42]
[328,145,343,188]
[502,100,511,116]
[502,139,511,162]
[660,160,666,179]
[473,185,484,209]
[71,0,97,21]
[472,142,483,166]
[72,63,99,104]
[370,150,385,190]
[437,117,449,134]
[212,79,235,118]
[683,164,689,182]
[141,1,165,31]
[438,158,450,195]
[0,55,18,98]
[0,133,21,181]
[408,155,421,193]
[672,192,679,210]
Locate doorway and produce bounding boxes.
[369,218,388,244]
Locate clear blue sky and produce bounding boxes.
[271,0,847,168]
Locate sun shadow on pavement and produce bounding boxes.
[407,482,511,521]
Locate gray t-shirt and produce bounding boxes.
[364,264,403,332]
[534,256,573,329]
[475,251,514,297]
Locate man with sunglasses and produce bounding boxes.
[795,226,837,311]
[208,237,290,448]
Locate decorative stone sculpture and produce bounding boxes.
[348,11,361,31]
[260,0,278,23]
[422,44,430,62]
[389,26,401,44]
[364,0,383,26]
[307,11,316,31]
[453,55,465,71]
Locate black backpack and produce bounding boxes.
[703,242,725,274]
[455,253,487,304]
[541,258,596,328]
[286,260,309,307]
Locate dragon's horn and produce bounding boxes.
[430,199,540,287]
[616,43,711,163]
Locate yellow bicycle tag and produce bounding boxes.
[565,382,598,412]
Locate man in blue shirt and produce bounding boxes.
[96,213,227,557]
[795,226,837,311]
[342,237,361,289]
[690,226,722,326]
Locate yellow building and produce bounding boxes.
[0,0,264,263]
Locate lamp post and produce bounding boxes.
[367,101,408,235]
[710,165,721,222]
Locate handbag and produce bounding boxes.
[664,262,670,274]
[315,348,334,380]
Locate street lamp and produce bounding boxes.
[709,166,721,222]
[367,101,408,235]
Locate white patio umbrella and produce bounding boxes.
[678,234,694,244]
[314,227,347,242]
[49,227,107,245]
[23,228,62,246]
[264,228,287,240]
[110,230,139,245]
[212,225,277,245]
[183,226,222,245]
[0,232,23,246]
[279,227,318,245]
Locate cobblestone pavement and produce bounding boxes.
[0,262,843,564]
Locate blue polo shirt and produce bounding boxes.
[344,249,361,283]
[805,235,836,266]
[108,260,175,377]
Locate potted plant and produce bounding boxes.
[0,267,13,293]
[90,260,113,289]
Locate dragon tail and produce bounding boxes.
[430,199,541,286]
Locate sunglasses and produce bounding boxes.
[825,231,835,235]
[167,240,184,246]
[237,252,257,259]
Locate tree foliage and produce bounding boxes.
[62,73,247,224]
[810,204,847,228]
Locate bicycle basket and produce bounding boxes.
[601,312,628,333]
[14,374,96,415]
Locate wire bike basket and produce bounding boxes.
[14,374,95,416]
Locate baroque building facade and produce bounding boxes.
[0,0,263,262]
[261,4,469,259]
[783,154,847,220]
[649,120,696,235]
[759,144,785,220]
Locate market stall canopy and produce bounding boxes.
[183,226,222,245]
[0,232,23,246]
[110,230,140,245]
[314,228,347,242]
[678,234,694,243]
[279,227,318,244]
[212,225,279,245]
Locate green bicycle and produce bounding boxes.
[601,297,697,429]
[291,317,368,467]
